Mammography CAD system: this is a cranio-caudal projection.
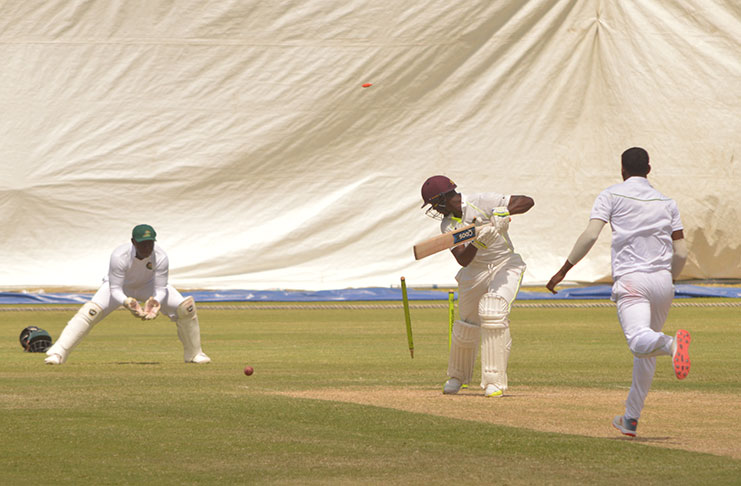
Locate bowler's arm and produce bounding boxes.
[546,218,606,293]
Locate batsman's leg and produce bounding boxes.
[175,296,211,364]
[479,293,511,397]
[478,258,524,396]
[455,271,490,388]
[45,302,106,364]
[445,319,480,394]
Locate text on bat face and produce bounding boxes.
[452,227,475,244]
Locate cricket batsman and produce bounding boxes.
[44,224,211,365]
[420,175,534,397]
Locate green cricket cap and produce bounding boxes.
[132,224,157,242]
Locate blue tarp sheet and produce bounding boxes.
[1,285,740,304]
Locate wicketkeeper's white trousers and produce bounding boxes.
[612,270,674,419]
[91,282,186,322]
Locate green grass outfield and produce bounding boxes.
[1,300,740,485]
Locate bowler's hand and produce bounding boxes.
[546,271,566,294]
[546,260,574,294]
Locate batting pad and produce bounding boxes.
[480,326,511,391]
[448,319,480,383]
[479,292,511,390]
[478,292,510,326]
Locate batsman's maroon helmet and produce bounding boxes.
[421,175,457,208]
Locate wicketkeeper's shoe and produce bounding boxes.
[612,415,638,437]
[443,378,462,395]
[44,353,63,365]
[484,384,503,398]
[189,352,211,364]
[672,329,691,380]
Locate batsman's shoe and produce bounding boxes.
[612,415,638,437]
[443,378,462,395]
[44,353,63,365]
[188,352,211,364]
[672,329,691,380]
[484,384,503,398]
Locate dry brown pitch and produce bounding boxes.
[279,386,741,459]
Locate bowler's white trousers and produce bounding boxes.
[612,270,675,419]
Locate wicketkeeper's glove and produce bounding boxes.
[142,297,161,321]
[124,297,146,319]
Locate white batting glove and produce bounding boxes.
[490,206,511,234]
[142,297,161,321]
[472,224,499,249]
[123,297,146,319]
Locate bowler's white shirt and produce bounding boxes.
[441,192,515,265]
[104,243,169,305]
[591,177,682,279]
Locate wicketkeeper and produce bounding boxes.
[420,175,534,397]
[45,224,211,365]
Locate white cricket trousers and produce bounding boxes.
[91,282,186,322]
[449,255,525,389]
[456,254,526,324]
[612,270,674,419]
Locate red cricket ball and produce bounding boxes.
[244,365,254,376]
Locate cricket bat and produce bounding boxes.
[413,223,477,260]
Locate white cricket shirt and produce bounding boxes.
[591,177,683,279]
[104,243,169,305]
[441,192,514,264]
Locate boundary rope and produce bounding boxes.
[2,301,741,312]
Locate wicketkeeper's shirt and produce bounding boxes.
[441,192,514,265]
[590,176,683,279]
[105,243,169,305]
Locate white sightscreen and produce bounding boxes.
[1,1,739,290]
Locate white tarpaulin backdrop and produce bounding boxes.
[1,1,739,290]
